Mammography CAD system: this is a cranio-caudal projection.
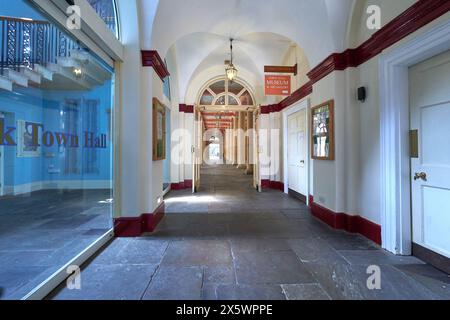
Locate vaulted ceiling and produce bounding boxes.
[150,0,355,105]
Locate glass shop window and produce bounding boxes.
[86,0,120,38]
[0,0,114,299]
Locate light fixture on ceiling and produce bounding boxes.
[73,67,83,77]
[225,38,238,82]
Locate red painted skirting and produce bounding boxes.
[261,179,271,189]
[184,179,193,189]
[179,104,194,114]
[114,203,165,237]
[309,196,381,245]
[141,50,170,81]
[260,0,450,114]
[261,179,284,192]
[171,180,193,190]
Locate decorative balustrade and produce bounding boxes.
[86,0,118,37]
[0,15,79,74]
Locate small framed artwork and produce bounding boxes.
[311,100,335,160]
[17,120,41,158]
[153,98,166,161]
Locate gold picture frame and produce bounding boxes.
[311,100,335,160]
[153,98,166,161]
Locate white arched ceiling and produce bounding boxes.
[149,0,354,103]
[177,32,291,104]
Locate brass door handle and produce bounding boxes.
[414,172,427,181]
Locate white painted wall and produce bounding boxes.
[116,0,143,217]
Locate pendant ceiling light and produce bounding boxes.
[225,38,238,82]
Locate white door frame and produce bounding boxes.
[282,98,310,205]
[379,19,450,256]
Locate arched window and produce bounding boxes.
[198,78,254,107]
[86,0,120,39]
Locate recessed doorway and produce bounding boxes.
[409,49,450,274]
[283,99,310,205]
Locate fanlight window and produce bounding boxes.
[199,79,254,106]
[86,0,120,38]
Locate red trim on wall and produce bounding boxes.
[261,179,271,188]
[309,197,381,245]
[171,180,193,190]
[260,0,450,114]
[114,202,166,237]
[179,104,194,114]
[261,179,284,192]
[270,181,284,191]
[307,50,357,84]
[141,50,170,81]
[184,179,193,189]
[354,0,450,66]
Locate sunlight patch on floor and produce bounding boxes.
[165,195,219,204]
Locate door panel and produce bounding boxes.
[287,109,307,196]
[410,50,450,260]
[421,103,450,166]
[422,186,450,256]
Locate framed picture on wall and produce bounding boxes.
[17,120,41,158]
[311,100,335,160]
[153,98,166,161]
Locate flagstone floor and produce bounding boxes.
[48,165,450,300]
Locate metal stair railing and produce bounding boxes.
[0,15,80,75]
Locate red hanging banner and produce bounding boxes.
[265,75,291,96]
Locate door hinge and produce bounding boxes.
[410,130,419,158]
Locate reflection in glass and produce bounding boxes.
[0,0,114,299]
[198,79,254,107]
[86,0,119,38]
[239,91,253,105]
[209,80,226,95]
[215,95,226,105]
[228,81,244,95]
[311,101,334,160]
[200,90,214,105]
[228,95,239,105]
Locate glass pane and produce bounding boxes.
[209,81,226,95]
[228,95,239,105]
[86,0,119,38]
[0,1,114,299]
[200,90,214,105]
[228,81,244,95]
[240,91,254,105]
[215,95,226,105]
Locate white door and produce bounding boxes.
[410,50,450,260]
[287,110,307,197]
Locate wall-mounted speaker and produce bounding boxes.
[357,87,366,102]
